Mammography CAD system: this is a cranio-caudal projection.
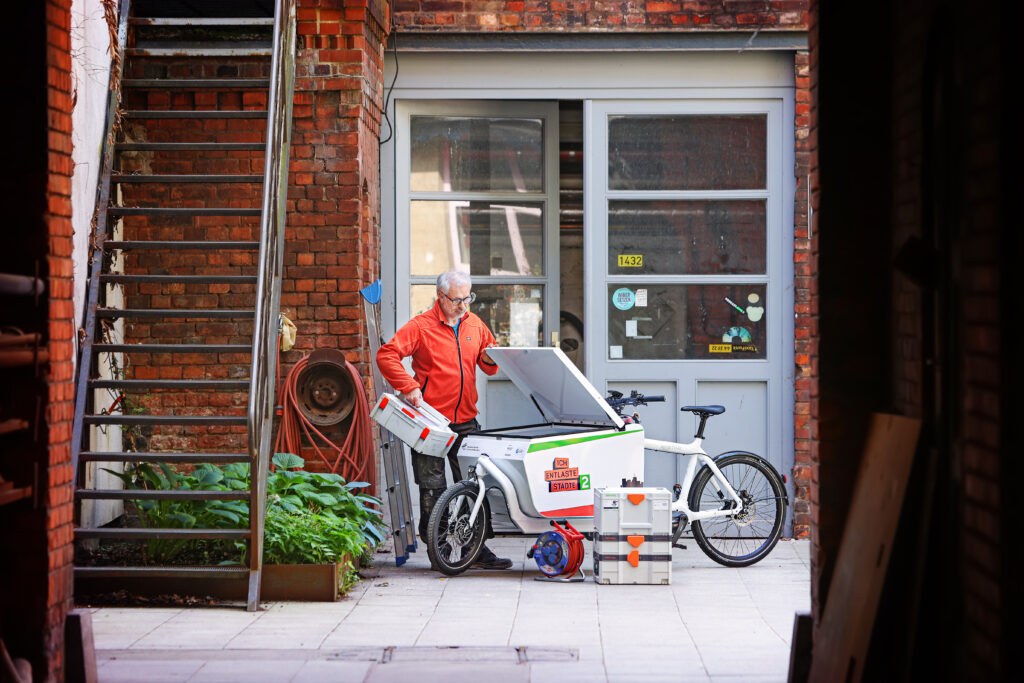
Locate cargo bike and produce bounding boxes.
[423,347,789,576]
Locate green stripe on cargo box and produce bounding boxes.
[527,430,632,453]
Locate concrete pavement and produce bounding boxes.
[86,537,810,682]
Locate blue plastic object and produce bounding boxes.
[532,530,572,577]
[360,279,382,305]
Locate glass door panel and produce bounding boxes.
[409,200,545,277]
[607,114,767,190]
[607,199,767,275]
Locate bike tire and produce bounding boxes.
[426,480,489,576]
[687,452,788,567]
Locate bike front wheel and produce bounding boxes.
[426,481,489,576]
[688,453,788,567]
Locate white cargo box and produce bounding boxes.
[592,486,673,585]
[370,392,457,457]
[457,348,645,531]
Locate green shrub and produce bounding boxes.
[105,452,386,587]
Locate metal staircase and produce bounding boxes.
[72,0,295,611]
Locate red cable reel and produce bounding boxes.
[528,519,586,580]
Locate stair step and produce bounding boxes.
[108,207,261,216]
[111,173,263,184]
[102,240,260,251]
[75,528,251,541]
[127,47,272,58]
[82,414,247,426]
[96,308,255,319]
[99,274,257,284]
[116,142,266,152]
[122,78,269,89]
[130,18,274,27]
[87,379,250,390]
[75,566,250,579]
[76,489,250,501]
[124,110,267,119]
[79,451,250,464]
[92,344,251,354]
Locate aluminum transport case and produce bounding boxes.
[369,393,458,457]
[457,347,645,533]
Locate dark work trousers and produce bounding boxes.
[412,418,480,544]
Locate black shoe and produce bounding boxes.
[473,546,513,570]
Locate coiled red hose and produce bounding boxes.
[273,354,376,487]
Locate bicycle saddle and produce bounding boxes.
[680,405,725,416]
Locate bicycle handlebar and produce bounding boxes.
[605,390,666,412]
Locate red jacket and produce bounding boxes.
[376,300,499,424]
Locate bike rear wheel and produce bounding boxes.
[426,481,489,576]
[688,453,787,567]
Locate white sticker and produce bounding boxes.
[635,289,648,307]
[625,320,638,337]
[609,345,623,359]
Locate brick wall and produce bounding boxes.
[45,0,77,676]
[278,0,388,470]
[791,48,812,540]
[117,52,269,454]
[392,0,807,31]
[0,0,74,680]
[106,2,388,472]
[804,0,820,618]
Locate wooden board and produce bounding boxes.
[809,413,921,683]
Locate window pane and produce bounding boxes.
[608,200,766,275]
[411,116,544,192]
[607,283,767,360]
[608,115,766,190]
[411,284,544,348]
[410,200,544,277]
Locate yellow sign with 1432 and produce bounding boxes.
[617,254,643,268]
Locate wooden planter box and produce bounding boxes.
[76,560,348,603]
[260,562,341,601]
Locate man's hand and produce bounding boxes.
[401,387,423,408]
[481,342,497,366]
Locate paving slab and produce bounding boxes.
[87,538,810,682]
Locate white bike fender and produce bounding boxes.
[468,455,534,530]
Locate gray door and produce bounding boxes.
[584,100,794,514]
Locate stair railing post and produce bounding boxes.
[246,0,296,612]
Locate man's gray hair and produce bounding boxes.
[436,270,472,293]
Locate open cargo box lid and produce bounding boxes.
[487,347,625,430]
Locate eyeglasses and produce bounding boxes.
[441,291,476,306]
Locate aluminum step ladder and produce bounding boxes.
[360,281,418,565]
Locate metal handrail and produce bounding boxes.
[71,0,131,478]
[245,0,296,612]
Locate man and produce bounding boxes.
[376,270,512,570]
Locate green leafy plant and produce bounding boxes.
[103,461,250,563]
[105,452,386,589]
[265,452,387,556]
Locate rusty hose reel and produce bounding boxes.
[294,349,358,426]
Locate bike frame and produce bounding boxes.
[464,434,744,533]
[642,437,745,523]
